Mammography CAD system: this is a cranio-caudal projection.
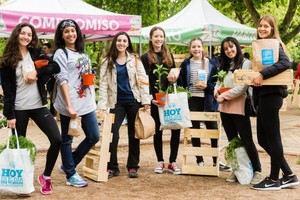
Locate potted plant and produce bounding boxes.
[214,70,230,94]
[80,57,95,86]
[153,64,169,105]
[0,135,37,164]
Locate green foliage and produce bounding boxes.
[0,135,37,164]
[225,137,244,169]
[213,70,227,87]
[153,64,169,93]
[297,158,300,165]
[166,84,191,98]
[0,118,7,128]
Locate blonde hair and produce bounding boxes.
[257,15,288,54]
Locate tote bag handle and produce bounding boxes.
[6,128,20,150]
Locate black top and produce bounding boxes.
[0,48,60,119]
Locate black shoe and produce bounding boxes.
[128,168,138,178]
[214,161,232,172]
[108,169,120,179]
[252,177,281,191]
[280,174,299,189]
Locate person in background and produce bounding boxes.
[178,37,231,172]
[244,52,250,60]
[98,31,150,179]
[251,15,299,191]
[53,19,100,187]
[214,37,262,185]
[208,45,220,70]
[42,43,53,57]
[42,42,56,117]
[0,22,61,196]
[140,26,181,175]
[294,62,300,79]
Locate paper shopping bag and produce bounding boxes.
[134,108,155,139]
[252,39,279,72]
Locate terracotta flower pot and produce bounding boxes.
[155,93,166,105]
[218,87,231,94]
[82,74,95,86]
[34,59,49,68]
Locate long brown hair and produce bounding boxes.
[0,23,38,68]
[103,31,135,72]
[147,26,173,67]
[257,15,288,54]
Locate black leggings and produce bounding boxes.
[256,94,293,180]
[15,107,61,176]
[151,103,180,163]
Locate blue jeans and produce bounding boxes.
[60,111,100,179]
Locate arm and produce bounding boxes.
[97,60,109,110]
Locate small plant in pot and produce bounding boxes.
[153,64,169,105]
[214,70,230,94]
[80,57,95,86]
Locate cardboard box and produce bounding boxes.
[234,69,293,85]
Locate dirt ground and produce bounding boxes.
[0,142,299,200]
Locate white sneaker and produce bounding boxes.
[251,171,262,185]
[154,161,164,174]
[226,172,237,182]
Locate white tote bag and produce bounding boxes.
[0,129,35,194]
[232,147,253,185]
[158,89,192,130]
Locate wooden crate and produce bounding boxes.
[181,112,221,176]
[82,113,114,182]
[291,79,300,106]
[234,69,293,85]
[173,53,189,68]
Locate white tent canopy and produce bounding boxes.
[137,0,256,46]
[0,0,141,41]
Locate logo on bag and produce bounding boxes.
[164,103,182,124]
[0,161,24,187]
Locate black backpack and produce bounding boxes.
[46,48,68,101]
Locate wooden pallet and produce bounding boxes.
[82,113,114,182]
[181,112,221,176]
[291,79,300,106]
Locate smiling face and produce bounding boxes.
[18,26,32,48]
[62,26,77,48]
[258,19,272,39]
[150,29,165,52]
[190,39,203,59]
[115,34,129,53]
[223,41,237,59]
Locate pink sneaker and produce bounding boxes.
[38,174,52,195]
[167,162,181,175]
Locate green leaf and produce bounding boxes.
[0,135,37,164]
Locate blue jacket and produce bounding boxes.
[178,57,218,111]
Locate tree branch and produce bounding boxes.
[282,24,300,44]
[242,0,260,26]
[281,0,299,33]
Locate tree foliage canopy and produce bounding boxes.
[84,0,299,60]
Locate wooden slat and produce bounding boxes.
[234,69,293,85]
[188,129,220,139]
[189,112,220,121]
[181,165,219,176]
[182,146,219,157]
